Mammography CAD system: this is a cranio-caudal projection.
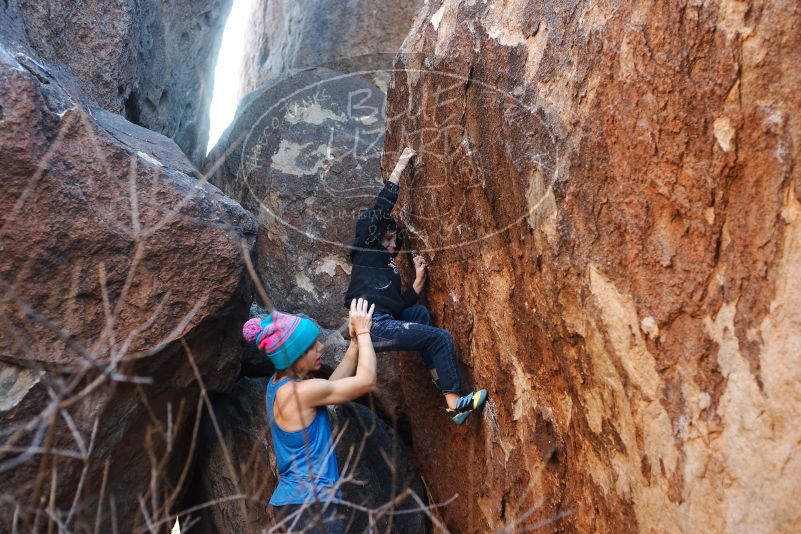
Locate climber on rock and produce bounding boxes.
[241,298,378,533]
[343,146,487,425]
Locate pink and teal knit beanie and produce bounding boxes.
[242,311,320,370]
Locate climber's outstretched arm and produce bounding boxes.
[388,147,417,185]
[298,299,376,406]
[353,186,395,249]
[329,339,358,381]
[353,147,415,249]
[297,333,376,406]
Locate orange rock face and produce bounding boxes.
[383,1,801,532]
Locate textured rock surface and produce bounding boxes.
[207,67,386,330]
[383,0,801,532]
[239,0,423,95]
[182,377,428,533]
[4,0,232,165]
[0,41,256,531]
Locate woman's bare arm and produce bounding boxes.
[297,299,377,407]
[329,340,358,381]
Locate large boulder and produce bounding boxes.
[0,42,257,532]
[206,67,413,426]
[3,0,232,165]
[181,377,428,533]
[383,0,801,532]
[207,67,388,330]
[240,0,424,96]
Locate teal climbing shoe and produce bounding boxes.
[446,389,488,425]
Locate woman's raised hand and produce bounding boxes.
[350,298,375,335]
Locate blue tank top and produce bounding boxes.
[266,376,341,505]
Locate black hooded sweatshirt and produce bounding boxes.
[343,181,419,318]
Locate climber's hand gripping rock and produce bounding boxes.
[413,255,427,295]
[389,146,417,184]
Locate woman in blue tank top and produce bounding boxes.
[242,298,377,533]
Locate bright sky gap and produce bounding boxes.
[207,0,255,154]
